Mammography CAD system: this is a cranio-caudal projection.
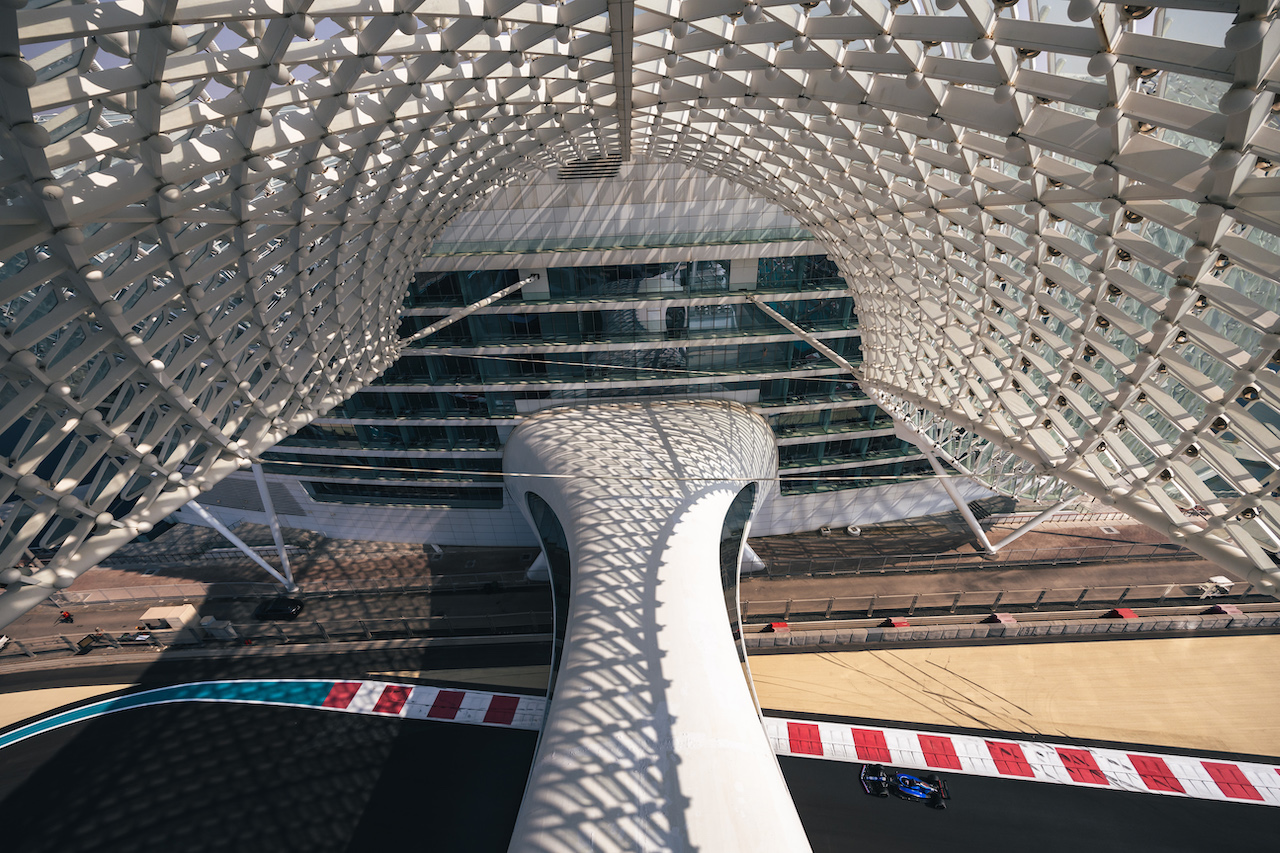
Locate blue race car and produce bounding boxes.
[860,764,950,809]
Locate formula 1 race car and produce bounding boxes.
[860,764,950,809]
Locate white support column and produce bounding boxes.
[893,417,996,553]
[920,443,997,554]
[987,498,1073,552]
[251,463,294,587]
[745,298,1014,557]
[400,273,541,347]
[874,383,1280,594]
[744,294,861,378]
[186,501,299,592]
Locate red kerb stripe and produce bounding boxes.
[484,695,521,725]
[321,682,362,709]
[850,728,891,763]
[787,722,823,756]
[918,734,962,770]
[986,741,1035,777]
[1203,762,1263,801]
[427,690,466,720]
[1056,748,1109,785]
[372,685,411,715]
[1128,754,1185,794]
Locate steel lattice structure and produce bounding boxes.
[2,0,1280,624]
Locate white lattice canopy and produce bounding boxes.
[3,0,1280,621]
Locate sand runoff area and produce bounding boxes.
[6,636,1276,758]
[747,634,1280,757]
[0,684,135,731]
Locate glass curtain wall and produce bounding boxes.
[262,255,924,506]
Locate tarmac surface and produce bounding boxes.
[12,621,1258,764]
[6,508,1275,764]
[0,702,537,853]
[1,689,1274,853]
[783,754,1279,853]
[1,587,550,643]
[9,510,1241,643]
[0,643,553,696]
[740,506,1242,613]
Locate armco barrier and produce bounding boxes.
[50,571,537,607]
[0,611,555,665]
[743,612,1280,649]
[741,580,1264,620]
[763,541,1201,578]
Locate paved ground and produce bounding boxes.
[2,686,1273,853]
[3,587,550,643]
[748,499,1186,565]
[64,520,539,590]
[746,634,1280,758]
[13,506,1229,642]
[0,643,553,692]
[783,755,1279,853]
[0,702,537,853]
[313,633,1280,758]
[31,508,1233,622]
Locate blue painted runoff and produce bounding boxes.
[0,679,337,751]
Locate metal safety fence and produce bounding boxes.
[49,571,539,607]
[762,542,1200,578]
[742,581,1265,621]
[0,611,554,663]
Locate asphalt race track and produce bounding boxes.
[781,755,1280,853]
[1,693,1276,852]
[0,703,537,853]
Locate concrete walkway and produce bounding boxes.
[62,521,538,590]
[746,634,1280,758]
[748,504,1181,565]
[740,558,1239,606]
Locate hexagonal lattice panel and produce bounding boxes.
[2,1,1279,623]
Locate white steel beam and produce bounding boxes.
[399,274,541,347]
[4,2,1280,626]
[250,462,294,588]
[185,501,299,593]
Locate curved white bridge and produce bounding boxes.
[503,399,811,853]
